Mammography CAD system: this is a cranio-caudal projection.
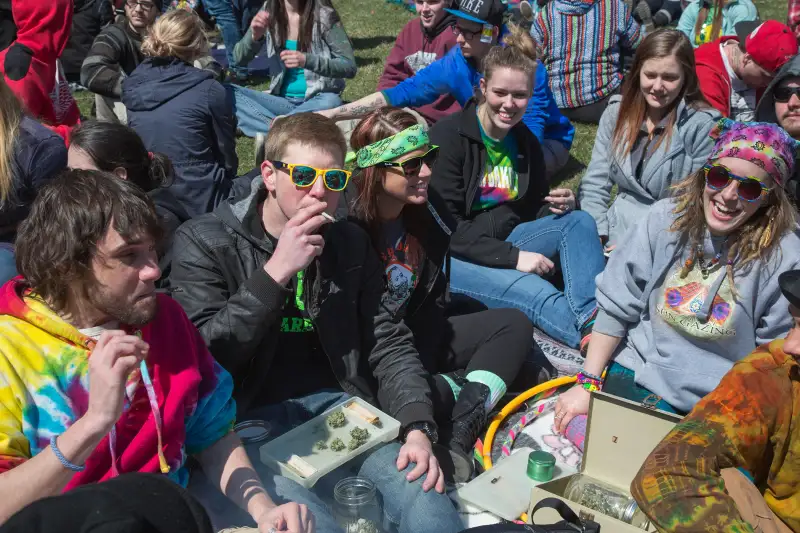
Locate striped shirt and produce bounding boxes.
[532,0,642,109]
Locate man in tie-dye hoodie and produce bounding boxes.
[0,170,319,532]
[631,269,800,533]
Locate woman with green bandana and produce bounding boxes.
[348,109,533,483]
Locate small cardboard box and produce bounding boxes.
[527,391,682,531]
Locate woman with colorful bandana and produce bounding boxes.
[555,119,800,434]
[348,107,533,482]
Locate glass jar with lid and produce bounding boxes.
[333,476,384,533]
[564,474,651,529]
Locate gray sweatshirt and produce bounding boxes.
[578,96,720,246]
[594,199,800,412]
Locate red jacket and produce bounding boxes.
[377,16,459,124]
[695,36,764,118]
[0,0,81,142]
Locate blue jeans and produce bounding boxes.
[202,0,246,75]
[448,211,604,348]
[0,244,16,285]
[244,391,463,533]
[602,362,685,415]
[227,83,343,137]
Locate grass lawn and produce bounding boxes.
[75,0,788,189]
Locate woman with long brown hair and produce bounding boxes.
[0,76,67,284]
[227,0,356,137]
[555,119,800,434]
[676,0,756,48]
[579,28,720,252]
[349,107,532,483]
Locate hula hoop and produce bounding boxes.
[482,375,576,471]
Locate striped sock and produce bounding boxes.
[466,370,507,410]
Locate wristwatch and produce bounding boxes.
[403,422,438,444]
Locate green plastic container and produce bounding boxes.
[527,450,556,482]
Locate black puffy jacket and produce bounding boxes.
[167,177,435,428]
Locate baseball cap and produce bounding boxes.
[445,0,505,28]
[736,20,798,75]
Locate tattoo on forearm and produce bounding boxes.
[338,102,380,118]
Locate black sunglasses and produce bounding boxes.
[374,146,439,176]
[774,86,800,103]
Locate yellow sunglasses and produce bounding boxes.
[272,161,352,192]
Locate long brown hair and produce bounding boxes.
[350,107,420,228]
[611,29,708,161]
[670,167,797,290]
[266,0,336,53]
[693,0,725,45]
[0,77,23,204]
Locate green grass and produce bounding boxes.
[75,0,787,186]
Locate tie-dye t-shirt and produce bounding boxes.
[472,123,519,212]
[0,281,235,489]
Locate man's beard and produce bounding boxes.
[87,286,158,326]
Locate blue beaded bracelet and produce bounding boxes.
[50,435,85,472]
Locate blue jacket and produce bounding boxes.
[381,45,575,149]
[122,57,238,219]
[0,116,67,242]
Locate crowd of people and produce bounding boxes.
[1,0,800,531]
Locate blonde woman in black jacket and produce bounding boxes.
[429,26,606,351]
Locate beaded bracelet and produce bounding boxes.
[50,435,85,472]
[576,371,603,393]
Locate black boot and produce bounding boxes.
[443,382,490,483]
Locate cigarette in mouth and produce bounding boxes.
[321,212,335,223]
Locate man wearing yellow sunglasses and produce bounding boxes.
[168,113,462,532]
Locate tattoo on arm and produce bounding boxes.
[331,94,386,120]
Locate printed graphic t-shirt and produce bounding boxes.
[378,218,419,311]
[255,230,338,406]
[472,120,520,212]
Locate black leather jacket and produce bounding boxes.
[167,177,435,428]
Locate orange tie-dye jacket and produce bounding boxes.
[631,339,800,532]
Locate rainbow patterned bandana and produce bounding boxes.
[708,118,800,187]
[347,124,430,168]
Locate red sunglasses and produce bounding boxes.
[703,163,771,203]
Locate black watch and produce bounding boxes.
[403,422,438,444]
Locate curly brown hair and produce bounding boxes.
[671,167,797,290]
[15,169,164,314]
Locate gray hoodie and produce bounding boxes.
[756,55,800,205]
[594,199,800,413]
[578,96,720,245]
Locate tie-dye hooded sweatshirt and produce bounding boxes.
[0,279,236,489]
[631,339,800,532]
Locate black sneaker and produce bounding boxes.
[444,382,490,483]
